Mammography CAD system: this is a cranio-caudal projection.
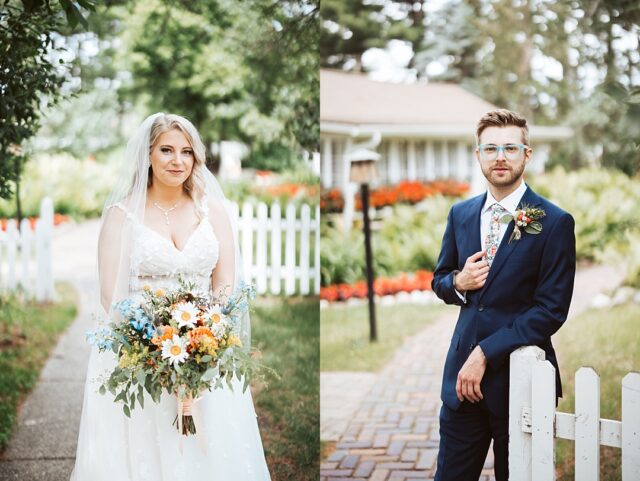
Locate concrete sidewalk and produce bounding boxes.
[320,264,625,481]
[0,220,100,481]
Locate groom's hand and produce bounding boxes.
[456,346,487,403]
[455,251,489,292]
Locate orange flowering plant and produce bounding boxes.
[86,279,267,435]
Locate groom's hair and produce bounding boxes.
[476,109,530,146]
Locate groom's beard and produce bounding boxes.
[481,161,525,188]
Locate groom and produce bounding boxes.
[431,109,576,480]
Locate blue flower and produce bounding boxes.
[143,322,156,340]
[86,326,114,351]
[129,308,151,331]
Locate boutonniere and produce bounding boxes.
[500,205,546,243]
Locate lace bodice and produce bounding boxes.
[111,200,219,297]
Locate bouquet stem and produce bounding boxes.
[173,413,197,435]
[174,395,197,435]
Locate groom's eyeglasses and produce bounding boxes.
[477,143,530,161]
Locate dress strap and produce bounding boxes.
[107,202,138,223]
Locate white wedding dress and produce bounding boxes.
[70,201,271,481]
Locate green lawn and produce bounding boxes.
[0,284,78,450]
[321,302,453,372]
[251,295,319,481]
[553,302,640,480]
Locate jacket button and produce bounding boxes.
[478,304,485,311]
[469,344,475,352]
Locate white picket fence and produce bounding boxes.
[230,201,320,296]
[0,197,54,302]
[509,346,640,480]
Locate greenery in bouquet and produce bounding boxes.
[86,279,268,435]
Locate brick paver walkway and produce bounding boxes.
[320,264,624,481]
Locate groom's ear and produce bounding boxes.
[523,147,533,166]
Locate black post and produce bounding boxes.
[361,182,377,342]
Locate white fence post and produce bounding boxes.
[36,197,54,302]
[314,205,320,295]
[241,202,254,284]
[19,218,32,295]
[575,367,600,481]
[622,372,640,480]
[299,204,310,295]
[284,203,296,295]
[269,203,282,295]
[531,360,556,480]
[255,202,268,294]
[509,346,546,481]
[7,219,18,291]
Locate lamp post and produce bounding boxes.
[348,148,380,342]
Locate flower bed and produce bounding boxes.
[321,179,469,213]
[0,213,70,231]
[320,270,434,302]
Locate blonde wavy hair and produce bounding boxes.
[147,114,208,217]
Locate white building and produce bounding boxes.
[320,69,573,196]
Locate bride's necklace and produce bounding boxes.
[153,201,180,225]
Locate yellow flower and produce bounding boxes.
[143,284,152,292]
[198,335,219,356]
[155,288,165,297]
[228,335,242,347]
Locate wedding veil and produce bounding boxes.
[96,112,251,347]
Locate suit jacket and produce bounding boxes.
[431,185,576,417]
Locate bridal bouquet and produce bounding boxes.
[86,279,261,435]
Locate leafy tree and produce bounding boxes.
[0,0,94,207]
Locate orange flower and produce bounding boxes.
[151,325,176,347]
[188,326,214,342]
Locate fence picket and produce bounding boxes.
[575,367,600,481]
[35,198,54,302]
[255,202,268,294]
[269,203,282,295]
[509,345,546,481]
[531,360,555,481]
[299,204,310,295]
[20,219,32,294]
[314,205,320,295]
[622,372,640,480]
[241,202,254,283]
[284,204,296,295]
[7,220,17,290]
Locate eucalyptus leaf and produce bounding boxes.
[499,214,513,224]
[201,355,213,363]
[123,404,131,418]
[98,385,106,395]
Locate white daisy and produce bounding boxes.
[161,335,190,366]
[205,304,226,325]
[172,301,199,328]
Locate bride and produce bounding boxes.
[70,113,271,480]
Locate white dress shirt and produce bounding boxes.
[454,180,528,303]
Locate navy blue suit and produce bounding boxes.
[432,185,576,480]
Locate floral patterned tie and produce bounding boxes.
[484,203,508,267]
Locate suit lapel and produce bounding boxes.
[478,186,542,300]
[464,193,485,258]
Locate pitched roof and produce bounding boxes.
[320,69,499,125]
